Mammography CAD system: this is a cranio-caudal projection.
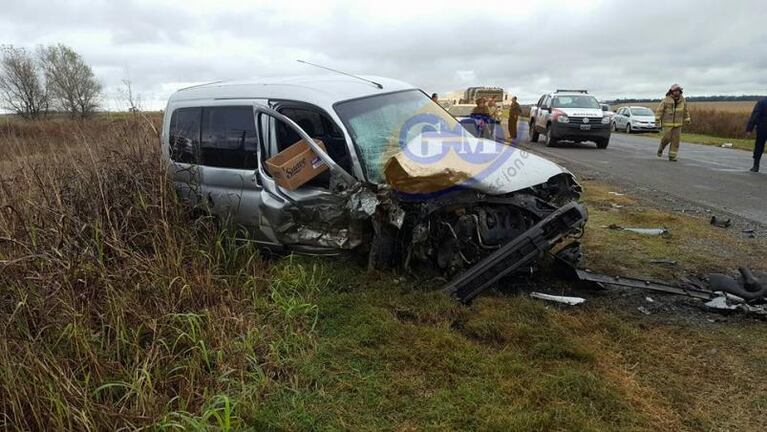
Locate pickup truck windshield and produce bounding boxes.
[335,90,461,183]
[552,95,600,109]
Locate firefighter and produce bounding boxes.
[655,84,691,161]
[507,96,522,142]
[746,97,767,172]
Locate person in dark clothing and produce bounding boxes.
[746,98,767,172]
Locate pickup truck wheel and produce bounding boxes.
[625,123,632,134]
[544,124,557,147]
[596,138,609,149]
[529,121,540,142]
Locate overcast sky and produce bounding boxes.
[2,0,765,109]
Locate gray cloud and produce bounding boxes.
[1,0,765,109]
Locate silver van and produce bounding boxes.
[161,75,587,284]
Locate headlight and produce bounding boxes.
[557,115,569,123]
[601,116,610,124]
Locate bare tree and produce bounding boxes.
[0,45,48,119]
[120,79,141,112]
[38,44,102,118]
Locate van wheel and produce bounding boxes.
[545,124,558,147]
[625,123,632,134]
[530,122,540,142]
[596,138,609,149]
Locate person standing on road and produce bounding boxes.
[655,84,691,161]
[471,97,493,139]
[746,97,767,172]
[507,96,522,142]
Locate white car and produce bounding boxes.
[612,106,661,133]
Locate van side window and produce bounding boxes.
[169,107,201,163]
[200,106,259,169]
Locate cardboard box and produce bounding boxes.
[265,138,328,190]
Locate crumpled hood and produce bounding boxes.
[384,136,570,196]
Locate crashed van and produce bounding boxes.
[161,75,587,302]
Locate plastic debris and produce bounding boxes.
[704,296,739,311]
[530,292,585,306]
[649,259,678,265]
[608,191,625,196]
[637,306,652,315]
[710,216,732,228]
[720,143,733,148]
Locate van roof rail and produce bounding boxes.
[555,89,588,94]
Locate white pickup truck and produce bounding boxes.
[529,90,612,149]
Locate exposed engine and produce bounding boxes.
[396,173,583,276]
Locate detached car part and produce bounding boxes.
[442,201,587,303]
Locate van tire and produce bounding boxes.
[596,138,609,149]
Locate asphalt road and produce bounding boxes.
[513,124,766,224]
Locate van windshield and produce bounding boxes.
[335,90,463,183]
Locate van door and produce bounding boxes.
[193,101,273,243]
[253,106,363,253]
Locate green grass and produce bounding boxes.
[3,117,767,430]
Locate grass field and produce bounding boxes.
[1,117,767,430]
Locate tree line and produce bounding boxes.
[0,44,102,119]
[608,95,765,104]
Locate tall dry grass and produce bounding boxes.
[0,117,326,430]
[685,108,751,139]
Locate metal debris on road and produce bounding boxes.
[649,259,678,266]
[530,292,586,306]
[607,224,669,236]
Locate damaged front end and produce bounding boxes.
[363,170,587,302]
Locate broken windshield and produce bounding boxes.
[335,90,462,183]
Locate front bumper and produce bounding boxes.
[631,123,661,132]
[550,121,611,141]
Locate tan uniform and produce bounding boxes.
[656,95,691,160]
[507,101,522,141]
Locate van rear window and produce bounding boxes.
[169,107,201,163]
